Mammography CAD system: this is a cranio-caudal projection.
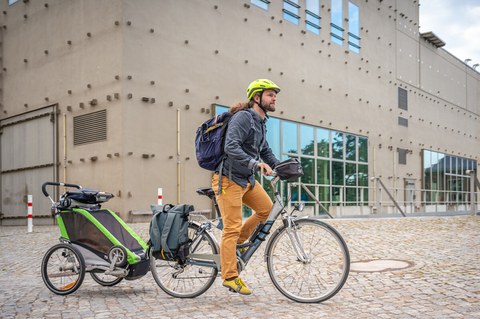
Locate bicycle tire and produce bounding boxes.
[266,218,350,303]
[41,243,86,295]
[90,272,124,286]
[150,222,219,298]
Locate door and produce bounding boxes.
[0,105,57,225]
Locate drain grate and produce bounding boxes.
[350,259,414,272]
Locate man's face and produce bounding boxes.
[257,89,277,112]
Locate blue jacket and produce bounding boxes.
[220,108,279,188]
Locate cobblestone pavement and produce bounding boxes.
[1,215,479,319]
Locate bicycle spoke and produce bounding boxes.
[267,219,350,303]
[150,222,218,298]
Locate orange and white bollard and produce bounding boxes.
[157,188,163,206]
[27,195,33,233]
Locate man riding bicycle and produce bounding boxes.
[212,79,281,295]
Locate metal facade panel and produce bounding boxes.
[1,167,54,221]
[1,114,54,171]
[0,106,56,223]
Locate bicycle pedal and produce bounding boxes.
[228,288,238,293]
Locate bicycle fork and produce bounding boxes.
[285,217,311,264]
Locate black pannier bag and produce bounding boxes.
[275,158,304,181]
[149,204,193,264]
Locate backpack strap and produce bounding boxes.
[160,211,177,256]
[216,108,256,195]
[216,159,224,195]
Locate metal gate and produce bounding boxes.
[0,105,57,225]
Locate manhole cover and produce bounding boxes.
[350,259,413,272]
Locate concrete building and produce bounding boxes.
[0,0,478,224]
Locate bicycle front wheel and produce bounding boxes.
[150,222,219,298]
[266,218,350,303]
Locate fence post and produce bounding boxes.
[372,177,382,214]
[467,170,477,216]
[27,195,33,233]
[157,188,163,206]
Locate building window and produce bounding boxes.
[398,148,408,165]
[398,117,408,127]
[398,87,408,110]
[348,1,360,53]
[73,110,107,145]
[423,150,477,205]
[8,0,18,5]
[251,0,270,10]
[283,0,301,25]
[306,0,321,35]
[330,0,344,45]
[215,105,370,215]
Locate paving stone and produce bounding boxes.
[1,216,479,318]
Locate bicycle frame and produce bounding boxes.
[188,176,309,270]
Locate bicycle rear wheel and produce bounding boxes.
[266,218,350,303]
[150,222,219,298]
[41,243,85,295]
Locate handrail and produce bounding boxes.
[283,175,478,217]
[373,177,406,217]
[288,182,333,219]
[467,170,479,215]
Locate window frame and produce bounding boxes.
[283,0,301,25]
[251,0,270,10]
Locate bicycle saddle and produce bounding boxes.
[196,187,215,198]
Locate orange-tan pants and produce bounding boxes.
[212,174,273,280]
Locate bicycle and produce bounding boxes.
[149,166,350,303]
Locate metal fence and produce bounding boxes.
[286,171,479,217]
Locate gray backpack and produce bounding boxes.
[149,204,193,263]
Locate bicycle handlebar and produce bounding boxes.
[41,182,81,197]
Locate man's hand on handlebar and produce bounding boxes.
[257,163,273,176]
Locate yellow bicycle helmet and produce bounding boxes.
[246,79,281,101]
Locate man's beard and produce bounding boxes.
[262,102,276,112]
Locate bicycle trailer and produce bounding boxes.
[55,188,149,279]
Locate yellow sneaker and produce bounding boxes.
[222,277,252,295]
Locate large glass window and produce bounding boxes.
[332,132,343,159]
[266,117,281,158]
[283,0,301,25]
[306,0,321,35]
[358,137,368,162]
[330,0,344,45]
[345,134,356,161]
[348,1,360,53]
[300,125,315,156]
[214,105,369,216]
[317,159,330,185]
[317,128,330,158]
[422,150,477,205]
[282,121,298,155]
[332,161,344,186]
[251,0,270,10]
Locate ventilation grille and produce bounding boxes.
[398,87,408,110]
[398,116,408,127]
[398,148,408,165]
[73,110,107,145]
